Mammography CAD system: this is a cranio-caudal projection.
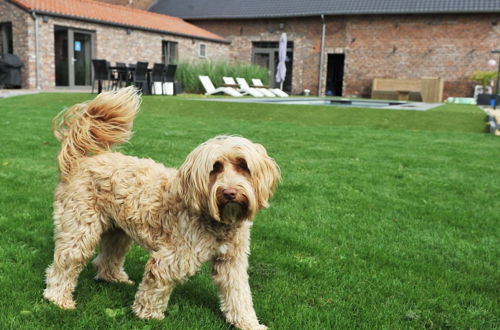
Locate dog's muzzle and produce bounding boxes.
[217,188,249,223]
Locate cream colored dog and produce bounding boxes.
[43,87,279,329]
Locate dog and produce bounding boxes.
[43,87,280,330]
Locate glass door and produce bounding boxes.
[252,41,293,92]
[54,28,69,86]
[54,27,94,87]
[73,32,92,85]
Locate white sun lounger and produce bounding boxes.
[199,75,243,97]
[223,77,264,97]
[252,79,289,97]
[236,77,275,97]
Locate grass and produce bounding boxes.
[0,93,499,329]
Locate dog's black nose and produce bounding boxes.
[223,188,237,201]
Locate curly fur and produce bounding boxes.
[43,87,280,330]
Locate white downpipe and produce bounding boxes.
[318,14,326,96]
[31,11,40,89]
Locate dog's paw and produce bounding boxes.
[234,321,268,330]
[94,274,135,285]
[43,290,76,310]
[121,278,135,285]
[132,303,165,320]
[250,324,267,330]
[92,264,135,285]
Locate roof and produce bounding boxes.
[8,0,227,42]
[149,0,500,19]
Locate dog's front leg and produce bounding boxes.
[212,229,267,330]
[132,250,179,320]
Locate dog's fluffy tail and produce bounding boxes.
[53,86,141,178]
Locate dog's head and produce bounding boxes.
[177,136,280,224]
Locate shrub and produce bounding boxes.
[176,61,269,94]
[470,70,497,89]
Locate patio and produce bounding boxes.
[193,97,443,111]
[92,61,177,95]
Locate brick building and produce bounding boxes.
[0,0,229,89]
[148,0,500,98]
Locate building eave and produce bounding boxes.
[40,10,229,43]
[7,0,229,44]
[178,10,500,21]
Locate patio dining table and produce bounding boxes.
[107,65,153,94]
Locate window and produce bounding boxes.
[198,43,207,58]
[0,22,13,54]
[162,41,178,65]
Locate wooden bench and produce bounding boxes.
[372,77,443,103]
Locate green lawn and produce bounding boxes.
[0,93,499,329]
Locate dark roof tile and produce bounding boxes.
[150,0,500,19]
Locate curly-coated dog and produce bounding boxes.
[43,87,280,329]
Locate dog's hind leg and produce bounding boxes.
[92,228,134,284]
[43,204,105,309]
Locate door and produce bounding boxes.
[54,28,69,86]
[253,53,270,71]
[325,54,345,96]
[73,32,92,85]
[252,41,293,92]
[54,27,94,87]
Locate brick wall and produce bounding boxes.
[1,1,229,89]
[193,14,500,98]
[344,14,500,99]
[4,0,498,98]
[195,17,322,96]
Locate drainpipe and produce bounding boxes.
[31,11,40,89]
[318,14,326,96]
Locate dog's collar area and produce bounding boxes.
[200,214,244,240]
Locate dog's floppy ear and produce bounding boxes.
[250,143,280,209]
[176,142,213,214]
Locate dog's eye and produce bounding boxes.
[211,161,223,174]
[237,158,250,173]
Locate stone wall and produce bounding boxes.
[193,14,500,98]
[1,1,229,89]
[0,0,35,87]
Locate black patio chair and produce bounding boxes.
[150,63,165,95]
[91,59,110,93]
[111,62,129,89]
[125,63,135,84]
[164,64,177,95]
[133,61,149,93]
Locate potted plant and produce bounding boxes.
[471,70,498,105]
